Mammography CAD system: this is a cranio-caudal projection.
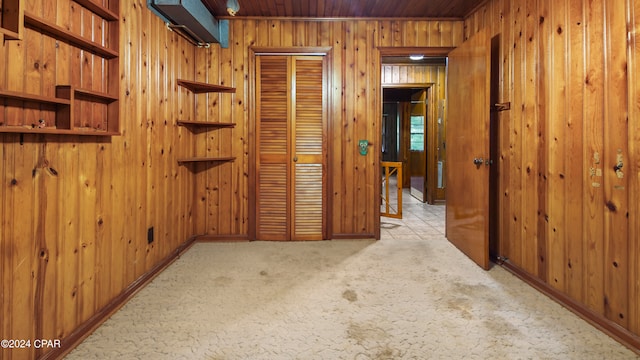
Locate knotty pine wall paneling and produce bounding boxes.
[465,0,640,349]
[0,1,201,358]
[202,18,463,239]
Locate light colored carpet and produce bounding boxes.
[66,200,640,359]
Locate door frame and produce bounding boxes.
[376,47,454,238]
[249,47,333,240]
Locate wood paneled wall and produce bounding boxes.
[1,4,464,357]
[465,0,640,345]
[0,1,199,358]
[2,0,638,356]
[202,19,463,238]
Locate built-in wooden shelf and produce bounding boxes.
[176,79,236,166]
[0,1,119,137]
[73,0,119,21]
[177,120,236,128]
[177,79,236,94]
[177,157,236,165]
[71,87,119,103]
[23,12,118,59]
[0,86,119,135]
[0,127,119,136]
[0,89,70,105]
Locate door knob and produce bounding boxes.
[473,158,484,165]
[293,156,298,162]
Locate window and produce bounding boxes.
[410,115,424,151]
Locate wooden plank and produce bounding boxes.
[76,139,97,324]
[565,0,585,303]
[281,20,293,47]
[329,21,343,236]
[94,139,113,311]
[59,138,80,339]
[79,7,94,130]
[23,11,118,59]
[353,21,368,234]
[0,90,70,104]
[169,15,188,247]
[218,28,234,235]
[232,18,247,235]
[508,2,524,267]
[342,21,356,234]
[545,0,566,291]
[12,140,37,360]
[134,0,148,280]
[583,0,606,314]
[153,6,168,260]
[602,0,629,328]
[521,0,540,275]
[176,79,235,93]
[629,0,640,336]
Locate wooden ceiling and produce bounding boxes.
[203,0,487,19]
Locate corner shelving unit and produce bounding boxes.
[0,0,120,136]
[176,79,236,167]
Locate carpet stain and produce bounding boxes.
[483,315,522,337]
[447,297,474,320]
[452,281,490,296]
[342,289,358,302]
[374,346,402,359]
[212,276,234,286]
[347,322,387,345]
[259,270,268,276]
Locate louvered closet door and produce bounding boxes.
[256,55,325,241]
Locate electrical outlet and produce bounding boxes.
[147,227,154,244]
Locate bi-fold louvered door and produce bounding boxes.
[256,55,326,241]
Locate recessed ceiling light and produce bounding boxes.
[409,55,424,61]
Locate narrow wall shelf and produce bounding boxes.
[0,89,70,105]
[177,157,236,165]
[177,120,236,128]
[23,12,118,59]
[177,79,235,93]
[176,79,236,166]
[73,0,119,21]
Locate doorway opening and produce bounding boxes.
[380,56,447,207]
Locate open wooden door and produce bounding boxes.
[445,28,491,270]
[409,89,428,202]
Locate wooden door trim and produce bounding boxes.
[249,47,333,240]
